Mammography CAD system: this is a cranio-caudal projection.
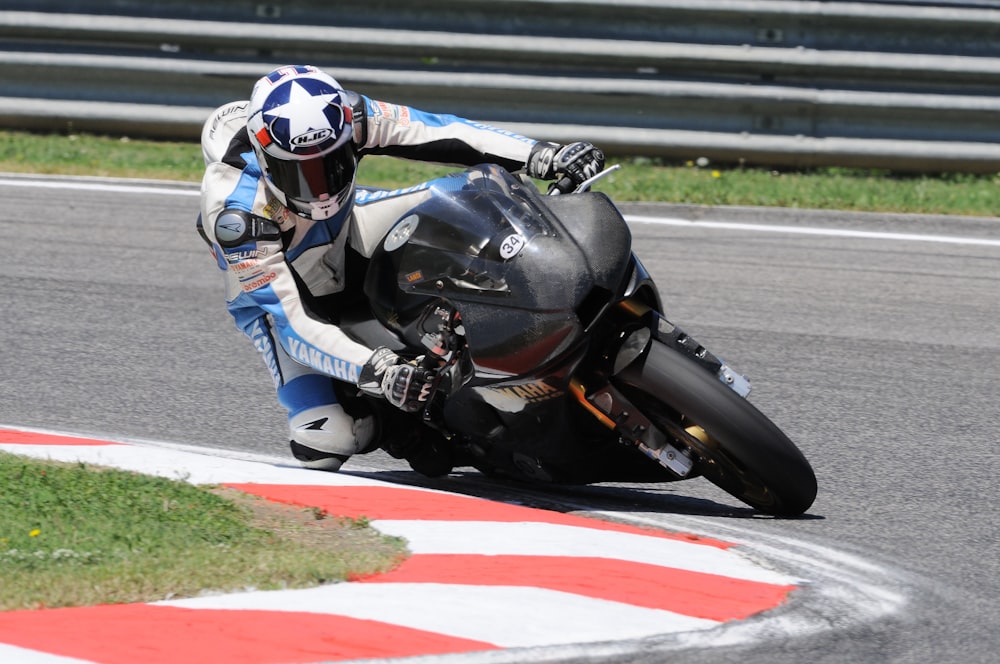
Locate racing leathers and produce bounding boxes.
[198,92,587,471]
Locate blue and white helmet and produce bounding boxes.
[247,65,357,220]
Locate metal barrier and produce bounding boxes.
[3,1,1000,171]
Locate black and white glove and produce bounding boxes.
[358,347,436,413]
[527,141,606,185]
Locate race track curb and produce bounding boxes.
[0,427,802,663]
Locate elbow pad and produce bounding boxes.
[213,208,282,248]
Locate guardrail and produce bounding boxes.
[3,1,1000,171]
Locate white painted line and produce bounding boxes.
[0,176,199,197]
[0,442,385,488]
[372,520,800,585]
[158,583,718,648]
[0,644,94,664]
[626,214,1000,247]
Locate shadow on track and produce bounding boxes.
[345,468,825,521]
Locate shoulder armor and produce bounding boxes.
[214,208,281,248]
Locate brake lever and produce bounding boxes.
[548,164,622,195]
[576,164,621,192]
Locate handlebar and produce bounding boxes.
[547,175,577,196]
[546,164,622,196]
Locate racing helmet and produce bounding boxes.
[247,65,357,220]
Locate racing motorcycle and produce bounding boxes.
[345,164,817,517]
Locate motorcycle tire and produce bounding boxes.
[614,340,817,517]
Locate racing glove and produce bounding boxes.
[358,347,436,413]
[527,141,606,185]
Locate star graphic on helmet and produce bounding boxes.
[263,80,343,150]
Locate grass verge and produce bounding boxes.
[1,129,998,217]
[0,451,407,610]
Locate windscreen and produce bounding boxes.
[394,166,557,297]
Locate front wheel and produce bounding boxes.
[614,341,817,516]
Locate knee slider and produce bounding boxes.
[288,405,373,471]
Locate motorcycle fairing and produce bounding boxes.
[365,165,633,376]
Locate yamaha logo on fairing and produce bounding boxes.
[291,128,334,147]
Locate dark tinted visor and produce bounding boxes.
[264,143,357,203]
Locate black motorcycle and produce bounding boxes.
[345,164,817,517]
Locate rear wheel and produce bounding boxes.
[614,341,817,516]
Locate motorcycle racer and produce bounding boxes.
[198,64,605,472]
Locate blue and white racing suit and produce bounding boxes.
[199,92,544,469]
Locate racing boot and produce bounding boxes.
[376,406,455,477]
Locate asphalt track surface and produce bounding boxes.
[1,173,998,662]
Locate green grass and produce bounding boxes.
[0,452,407,610]
[0,131,204,182]
[2,129,998,217]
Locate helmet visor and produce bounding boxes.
[263,142,357,204]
